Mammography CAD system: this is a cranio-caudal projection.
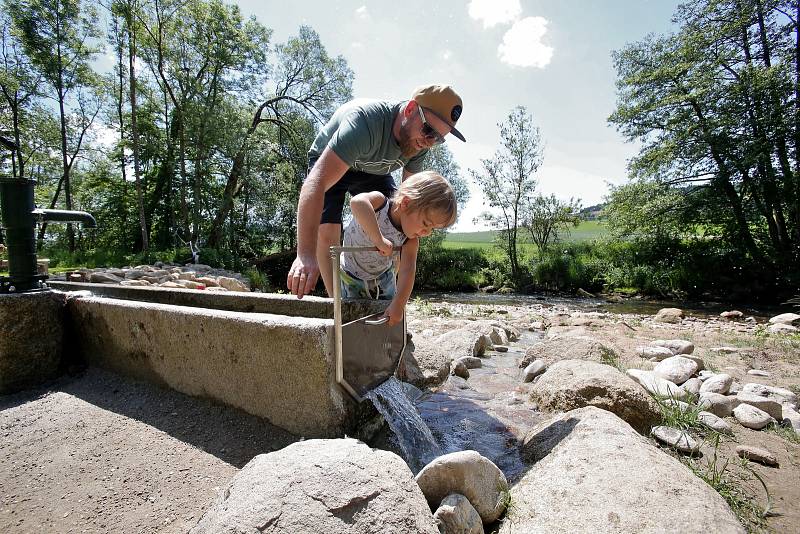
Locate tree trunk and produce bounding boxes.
[127,4,148,252]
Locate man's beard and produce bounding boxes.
[398,118,420,158]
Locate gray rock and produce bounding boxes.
[651,339,694,355]
[455,356,483,370]
[451,360,470,379]
[651,425,700,454]
[653,356,698,385]
[521,336,616,368]
[415,450,508,524]
[733,404,773,430]
[681,378,702,396]
[746,369,770,377]
[506,407,744,533]
[530,360,661,433]
[720,310,744,319]
[698,392,741,418]
[523,360,546,383]
[782,405,800,432]
[699,373,733,395]
[740,383,798,409]
[654,308,685,324]
[698,411,733,435]
[736,445,779,466]
[190,438,438,534]
[433,493,483,534]
[494,345,509,353]
[636,346,673,361]
[768,323,798,334]
[768,312,800,325]
[736,392,783,420]
[627,369,688,401]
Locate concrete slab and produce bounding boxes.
[65,295,362,437]
[0,291,65,393]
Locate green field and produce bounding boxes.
[443,220,607,250]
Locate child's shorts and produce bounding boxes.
[340,268,396,300]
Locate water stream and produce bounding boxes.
[365,377,442,473]
[367,332,547,480]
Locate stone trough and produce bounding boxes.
[3,283,393,438]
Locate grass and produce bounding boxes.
[444,220,609,249]
[599,346,626,373]
[409,296,452,318]
[765,422,800,445]
[683,437,771,532]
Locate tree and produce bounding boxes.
[471,106,543,284]
[523,194,582,254]
[609,0,800,282]
[8,0,103,252]
[205,25,353,249]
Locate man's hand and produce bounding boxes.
[287,255,320,299]
[375,236,394,257]
[383,300,405,326]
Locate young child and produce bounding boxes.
[340,171,457,326]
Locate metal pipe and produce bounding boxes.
[33,208,97,228]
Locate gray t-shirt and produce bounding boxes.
[309,99,428,175]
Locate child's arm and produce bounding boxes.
[383,237,419,326]
[349,192,393,256]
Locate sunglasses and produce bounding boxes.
[416,105,446,145]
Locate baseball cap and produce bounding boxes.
[411,84,466,142]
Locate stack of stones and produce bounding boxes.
[54,262,250,292]
[628,338,800,439]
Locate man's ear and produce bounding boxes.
[404,100,418,117]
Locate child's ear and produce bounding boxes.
[399,196,411,210]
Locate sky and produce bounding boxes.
[235,1,681,231]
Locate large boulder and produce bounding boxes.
[520,336,616,368]
[415,450,508,524]
[529,359,661,433]
[505,407,744,533]
[191,438,438,534]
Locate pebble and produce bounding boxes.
[736,445,779,466]
[746,370,770,377]
[494,345,509,353]
[523,360,546,383]
[651,426,700,454]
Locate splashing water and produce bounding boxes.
[365,377,442,472]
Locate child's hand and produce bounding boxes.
[383,301,404,326]
[375,236,394,257]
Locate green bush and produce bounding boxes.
[415,245,488,290]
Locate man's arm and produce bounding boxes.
[383,237,419,326]
[288,147,349,297]
[402,168,415,181]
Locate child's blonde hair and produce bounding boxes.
[394,171,457,227]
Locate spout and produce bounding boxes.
[32,208,97,228]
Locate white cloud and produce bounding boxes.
[498,17,553,68]
[468,0,521,29]
[351,41,363,49]
[442,49,452,61]
[355,6,370,20]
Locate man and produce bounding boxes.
[287,84,466,298]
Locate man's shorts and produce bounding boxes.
[339,267,396,300]
[307,158,397,224]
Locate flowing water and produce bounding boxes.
[367,332,548,480]
[365,377,442,473]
